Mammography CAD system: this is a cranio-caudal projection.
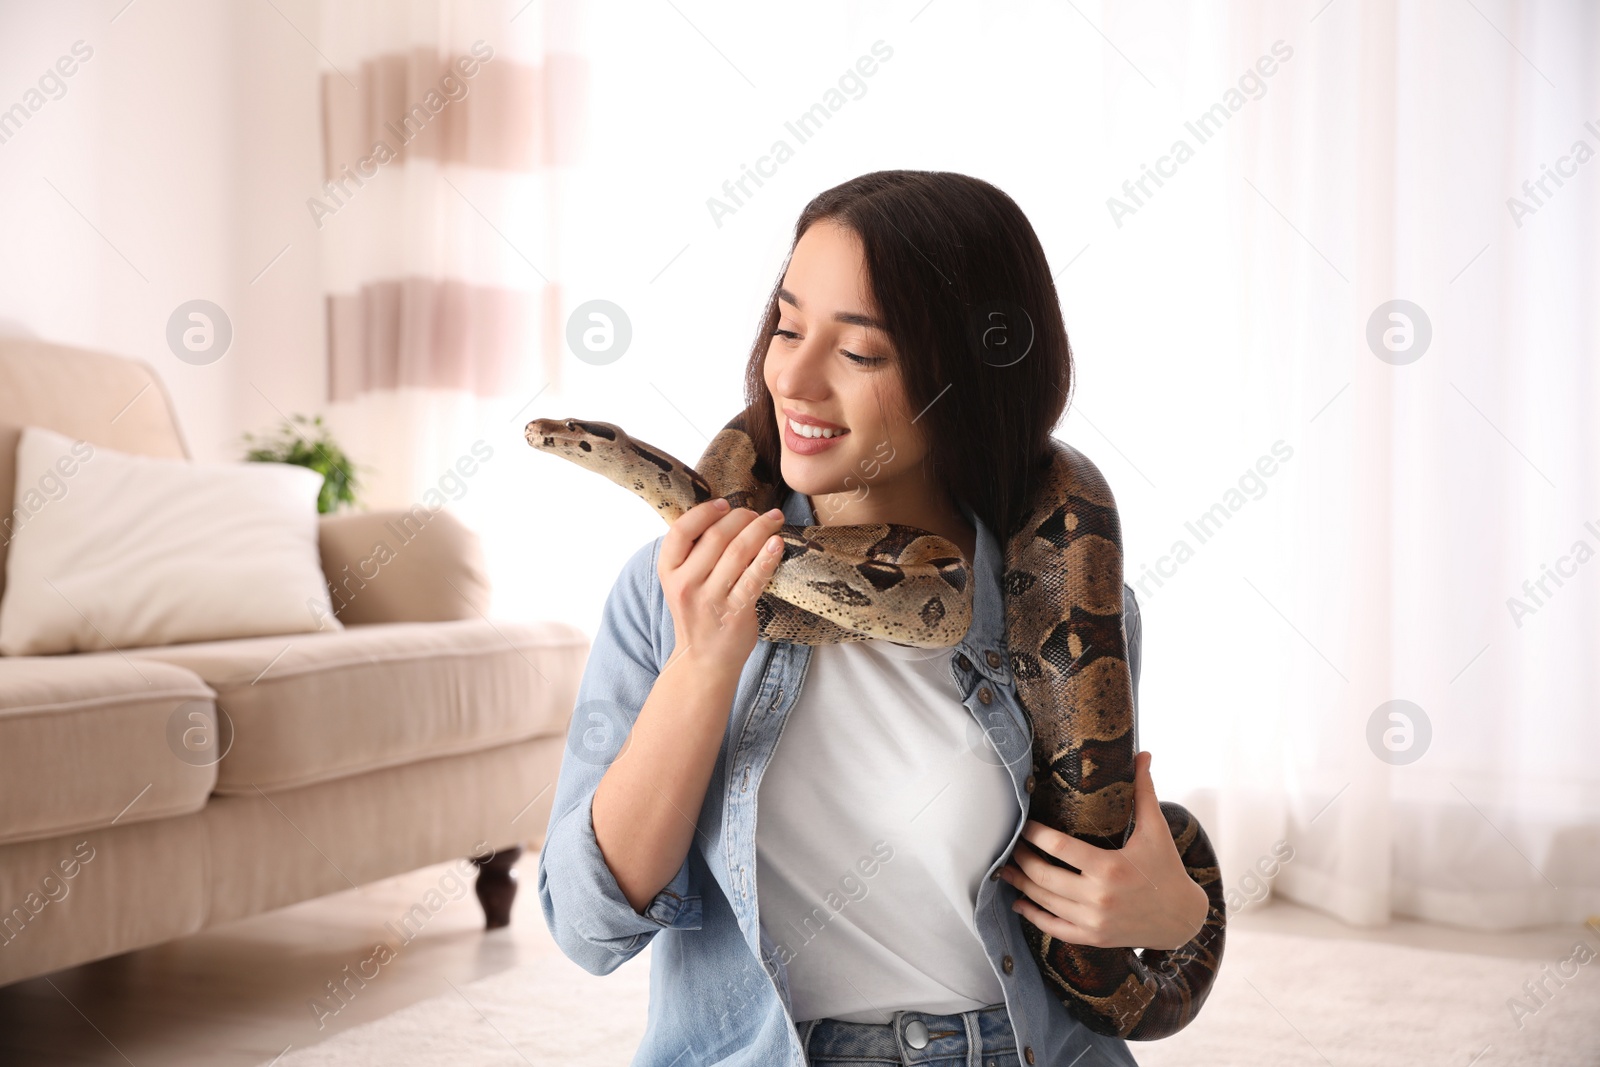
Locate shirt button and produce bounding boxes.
[1024,774,1036,794]
[1002,954,1014,974]
[1025,1046,1036,1064]
[956,653,972,671]
[990,867,1001,880]
[986,650,1001,668]
[978,686,993,705]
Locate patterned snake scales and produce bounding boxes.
[527,410,1225,1039]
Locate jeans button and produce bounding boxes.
[1024,774,1036,794]
[956,653,973,672]
[978,686,993,705]
[986,650,1001,668]
[1025,1045,1036,1064]
[1002,954,1014,974]
[904,1018,930,1049]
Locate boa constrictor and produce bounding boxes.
[526,410,1225,1040]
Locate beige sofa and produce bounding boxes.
[0,338,588,987]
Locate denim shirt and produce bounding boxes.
[537,486,1145,1067]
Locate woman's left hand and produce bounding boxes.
[996,750,1209,952]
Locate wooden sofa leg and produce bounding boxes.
[472,844,523,929]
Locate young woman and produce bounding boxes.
[538,171,1207,1067]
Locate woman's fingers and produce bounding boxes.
[1018,819,1106,881]
[1129,751,1166,841]
[1009,837,1099,909]
[1003,843,1111,946]
[655,498,783,669]
[722,521,786,624]
[707,508,785,603]
[677,507,759,589]
[1011,895,1098,946]
[659,498,731,573]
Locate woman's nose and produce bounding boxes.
[772,335,831,397]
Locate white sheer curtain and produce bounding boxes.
[1106,0,1600,929]
[312,0,587,549]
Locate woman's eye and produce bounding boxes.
[772,328,882,367]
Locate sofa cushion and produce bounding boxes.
[123,618,588,795]
[1,425,342,656]
[0,656,218,846]
[318,507,491,625]
[0,339,191,608]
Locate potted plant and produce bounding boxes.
[241,413,363,514]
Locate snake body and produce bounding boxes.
[528,411,1225,1039]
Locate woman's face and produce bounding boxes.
[763,220,928,518]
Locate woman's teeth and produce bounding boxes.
[788,418,846,439]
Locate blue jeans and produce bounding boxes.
[798,1003,1019,1067]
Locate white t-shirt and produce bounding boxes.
[754,635,1019,1024]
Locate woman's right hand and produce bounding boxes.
[658,498,787,674]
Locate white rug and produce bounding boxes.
[262,929,1600,1066]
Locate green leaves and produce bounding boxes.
[241,413,362,515]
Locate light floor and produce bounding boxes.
[0,852,1587,1067]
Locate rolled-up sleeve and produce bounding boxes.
[537,536,705,976]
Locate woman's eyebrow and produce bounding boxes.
[778,287,885,330]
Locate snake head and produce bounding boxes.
[525,416,712,522]
[525,417,623,450]
[525,418,631,467]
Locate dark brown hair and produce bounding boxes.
[740,170,1073,543]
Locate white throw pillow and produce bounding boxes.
[0,425,343,655]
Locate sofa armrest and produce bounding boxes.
[317,507,490,624]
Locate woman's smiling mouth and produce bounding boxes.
[781,407,850,454]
